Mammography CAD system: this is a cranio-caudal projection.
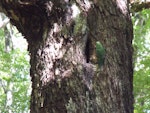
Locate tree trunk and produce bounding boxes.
[0,0,133,113]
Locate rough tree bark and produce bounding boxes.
[0,0,133,113]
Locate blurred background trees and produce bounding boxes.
[0,13,30,113]
[132,9,150,113]
[0,0,150,112]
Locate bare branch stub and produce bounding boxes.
[130,1,150,12]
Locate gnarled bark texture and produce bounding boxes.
[0,0,133,113]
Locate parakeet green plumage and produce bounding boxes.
[96,41,105,68]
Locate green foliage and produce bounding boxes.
[0,27,30,113]
[132,9,150,113]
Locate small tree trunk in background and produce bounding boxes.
[0,0,133,113]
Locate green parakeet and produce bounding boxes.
[96,41,105,68]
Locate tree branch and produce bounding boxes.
[130,1,150,12]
